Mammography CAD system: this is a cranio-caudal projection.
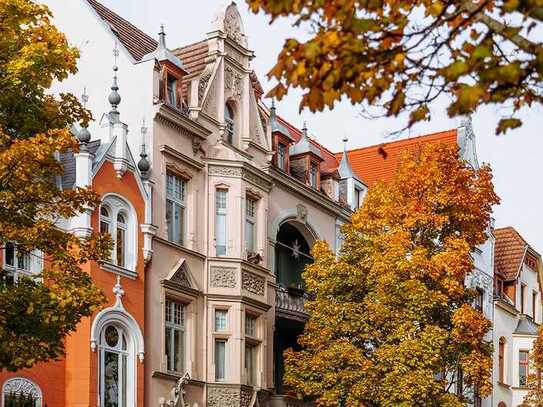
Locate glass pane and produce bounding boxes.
[5,242,14,267]
[215,310,227,331]
[100,221,110,235]
[245,221,254,253]
[520,365,528,386]
[216,190,227,210]
[175,205,184,245]
[245,344,256,386]
[173,302,185,326]
[245,315,256,337]
[104,350,119,407]
[216,213,226,256]
[520,351,529,361]
[117,213,126,224]
[166,326,172,371]
[105,326,119,348]
[17,252,30,270]
[215,340,226,381]
[121,354,127,407]
[166,200,173,242]
[165,300,172,323]
[174,328,185,372]
[101,206,109,217]
[116,228,125,267]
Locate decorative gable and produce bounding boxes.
[166,258,193,289]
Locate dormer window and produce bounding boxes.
[225,104,235,144]
[167,74,177,107]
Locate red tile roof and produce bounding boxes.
[87,0,157,61]
[173,41,209,76]
[494,227,529,280]
[335,130,458,186]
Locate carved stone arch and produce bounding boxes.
[166,257,197,290]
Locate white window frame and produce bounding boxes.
[215,189,228,256]
[3,242,42,283]
[166,173,187,246]
[165,299,186,373]
[2,377,43,407]
[245,197,257,254]
[100,195,137,272]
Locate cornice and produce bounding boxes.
[160,144,204,170]
[154,236,206,260]
[155,103,211,141]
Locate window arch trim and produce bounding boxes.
[2,377,43,407]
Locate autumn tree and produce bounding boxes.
[522,325,543,406]
[0,0,110,371]
[247,0,542,134]
[283,143,499,406]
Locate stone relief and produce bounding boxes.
[209,165,243,177]
[210,266,237,288]
[198,70,213,104]
[170,266,191,288]
[225,43,245,65]
[207,386,240,407]
[296,203,308,223]
[224,4,244,45]
[242,271,265,296]
[202,74,218,119]
[243,170,271,191]
[225,66,243,99]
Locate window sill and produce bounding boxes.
[100,262,137,280]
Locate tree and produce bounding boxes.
[0,0,110,371]
[282,143,499,406]
[247,0,542,134]
[522,325,543,406]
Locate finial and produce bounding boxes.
[113,275,125,303]
[342,136,349,151]
[81,87,89,108]
[108,43,121,123]
[138,119,150,175]
[77,87,91,146]
[158,24,167,49]
[302,121,308,137]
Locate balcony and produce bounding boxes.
[269,395,313,407]
[275,285,310,322]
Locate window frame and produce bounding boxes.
[244,311,261,387]
[498,337,506,383]
[224,104,235,144]
[277,142,287,171]
[3,242,42,284]
[309,162,318,188]
[245,196,257,254]
[165,299,186,373]
[521,283,526,314]
[166,74,178,107]
[533,290,538,321]
[215,189,228,257]
[519,349,530,387]
[166,173,187,247]
[214,339,227,382]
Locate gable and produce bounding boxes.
[166,258,194,289]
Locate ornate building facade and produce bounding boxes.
[0,1,537,406]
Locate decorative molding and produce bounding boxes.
[160,145,204,170]
[209,165,243,178]
[296,203,308,224]
[198,70,213,104]
[155,103,210,142]
[242,271,265,296]
[210,266,237,288]
[206,384,255,407]
[223,4,245,45]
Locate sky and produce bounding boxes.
[101,0,543,252]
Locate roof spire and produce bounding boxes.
[158,24,167,49]
[138,118,150,177]
[342,135,349,151]
[108,42,121,123]
[77,87,91,147]
[302,121,308,138]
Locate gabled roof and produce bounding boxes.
[494,226,530,280]
[86,0,157,61]
[513,314,539,336]
[335,130,458,186]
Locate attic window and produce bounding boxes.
[277,143,287,171]
[309,163,318,188]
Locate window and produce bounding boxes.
[215,309,228,332]
[521,284,526,314]
[215,340,226,381]
[100,198,134,270]
[215,189,227,256]
[474,288,484,312]
[354,188,362,209]
[473,385,482,407]
[245,314,257,337]
[455,368,463,396]
[245,343,257,386]
[116,213,126,268]
[245,197,257,254]
[224,104,234,144]
[2,377,43,407]
[277,143,287,171]
[165,300,186,372]
[498,337,506,383]
[167,174,186,246]
[167,74,177,106]
[309,163,318,188]
[3,242,41,284]
[520,350,529,387]
[99,324,131,407]
[533,291,538,320]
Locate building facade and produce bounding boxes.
[0,1,538,406]
[493,227,543,407]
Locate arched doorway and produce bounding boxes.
[273,220,314,395]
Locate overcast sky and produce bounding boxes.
[100,0,543,252]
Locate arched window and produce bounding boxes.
[99,324,132,407]
[499,337,506,383]
[99,196,136,272]
[116,213,127,268]
[2,377,43,407]
[224,104,235,144]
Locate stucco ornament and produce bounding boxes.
[296,203,308,223]
[206,385,255,407]
[2,378,42,407]
[242,270,265,296]
[210,266,237,288]
[159,372,190,407]
[223,3,245,45]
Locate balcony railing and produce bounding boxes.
[275,285,310,321]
